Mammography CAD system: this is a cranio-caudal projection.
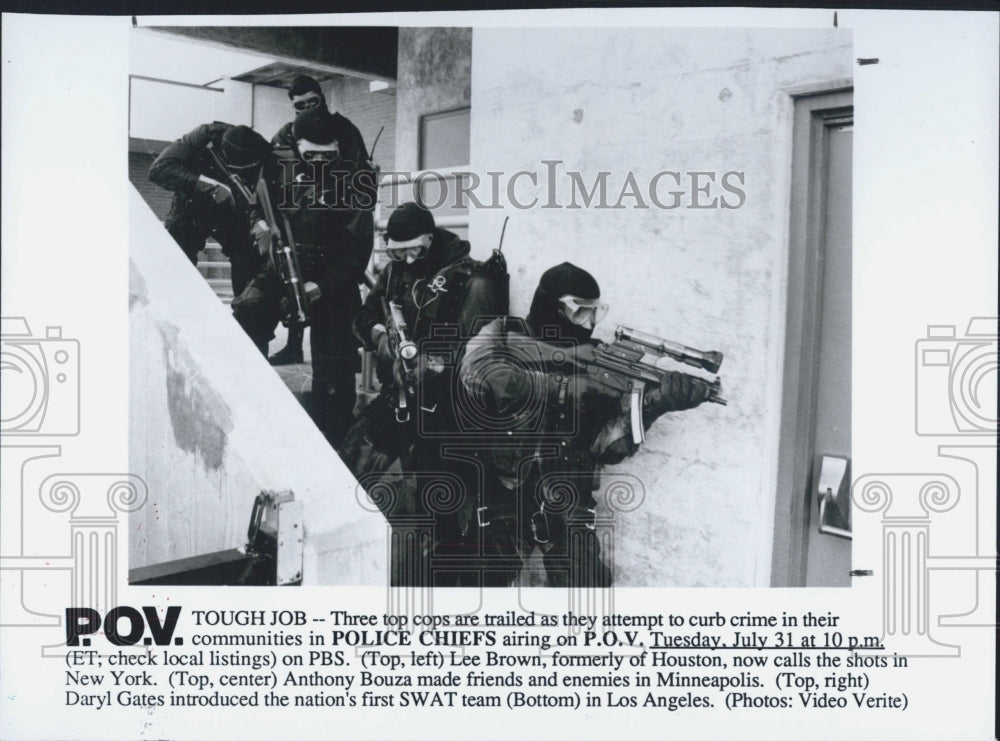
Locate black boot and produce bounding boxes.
[269,324,304,365]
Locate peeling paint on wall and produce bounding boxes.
[157,321,233,472]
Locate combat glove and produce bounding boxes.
[195,175,234,205]
[642,371,717,428]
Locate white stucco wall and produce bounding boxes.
[128,188,386,584]
[129,78,253,142]
[469,27,852,586]
[251,81,295,142]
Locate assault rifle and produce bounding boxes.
[255,175,320,327]
[588,326,727,444]
[382,297,418,422]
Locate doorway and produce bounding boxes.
[772,87,854,587]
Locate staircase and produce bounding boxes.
[197,240,233,304]
[129,186,388,585]
[193,239,380,413]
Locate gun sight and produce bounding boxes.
[615,325,723,374]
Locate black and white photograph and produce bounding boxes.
[1,8,996,741]
[126,23,853,590]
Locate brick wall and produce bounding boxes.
[331,77,397,173]
[129,150,173,221]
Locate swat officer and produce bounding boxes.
[342,202,500,479]
[342,203,504,586]
[231,107,376,448]
[268,75,376,366]
[457,263,719,587]
[149,123,271,298]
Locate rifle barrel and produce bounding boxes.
[615,326,723,374]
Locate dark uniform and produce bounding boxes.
[267,76,376,366]
[345,231,498,476]
[456,263,717,588]
[231,108,375,448]
[148,122,268,297]
[271,112,375,264]
[342,203,501,586]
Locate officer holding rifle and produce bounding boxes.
[342,201,501,480]
[231,107,375,449]
[340,202,505,586]
[456,262,725,588]
[148,123,271,298]
[266,75,376,367]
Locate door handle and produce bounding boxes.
[817,454,851,539]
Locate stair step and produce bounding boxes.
[207,279,234,297]
[197,262,232,279]
[199,240,235,306]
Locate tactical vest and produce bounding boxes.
[383,257,496,341]
[413,257,481,338]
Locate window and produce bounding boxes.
[418,107,470,170]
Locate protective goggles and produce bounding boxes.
[558,294,609,326]
[297,139,340,161]
[292,94,323,112]
[385,241,429,262]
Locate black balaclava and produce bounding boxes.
[288,75,326,117]
[292,108,342,148]
[526,262,601,342]
[291,108,348,204]
[220,125,269,169]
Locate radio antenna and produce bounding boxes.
[497,216,510,254]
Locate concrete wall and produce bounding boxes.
[251,81,293,142]
[395,28,472,173]
[129,187,387,584]
[387,28,473,242]
[469,28,852,586]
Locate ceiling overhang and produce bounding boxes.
[153,26,398,82]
